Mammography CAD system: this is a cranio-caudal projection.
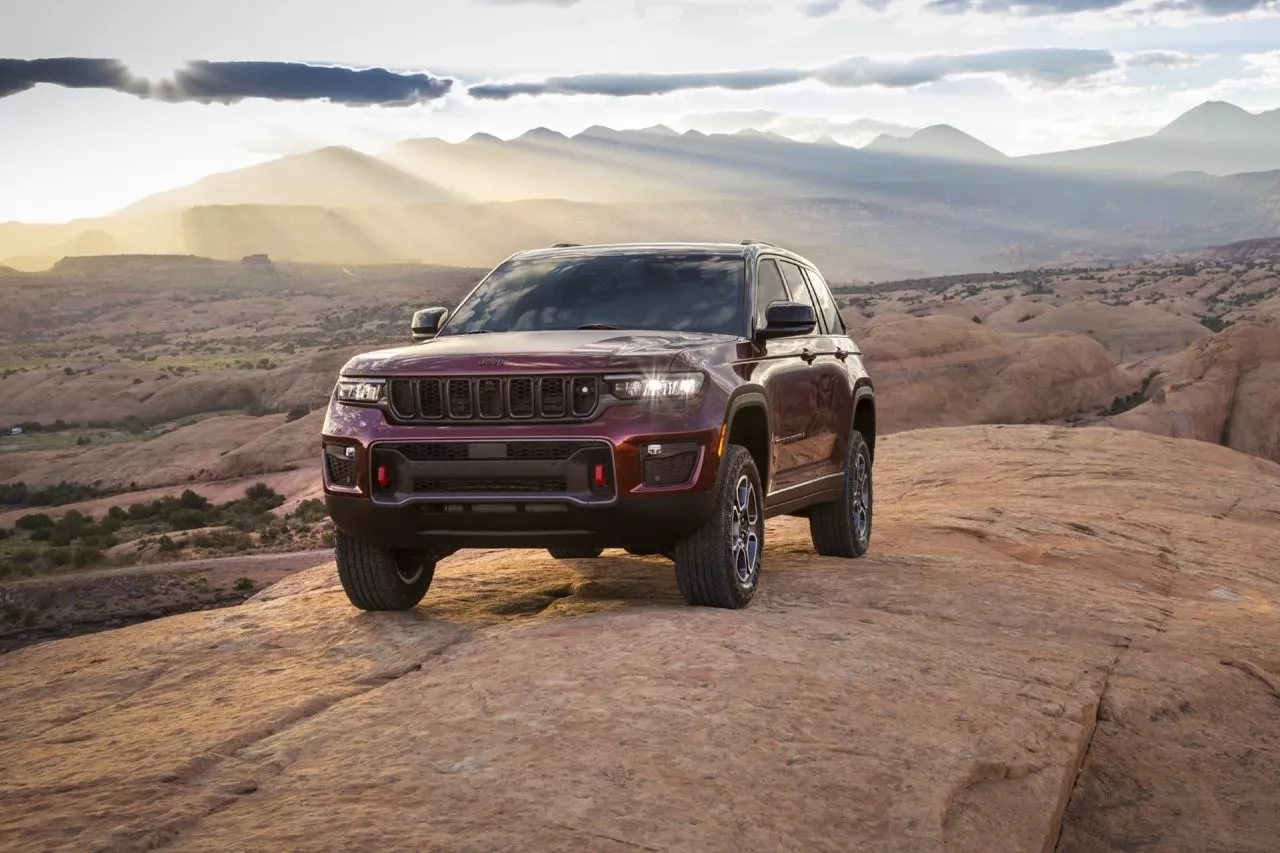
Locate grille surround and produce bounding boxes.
[387,376,601,423]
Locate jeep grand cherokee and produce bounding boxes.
[321,241,876,610]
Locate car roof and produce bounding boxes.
[510,241,819,270]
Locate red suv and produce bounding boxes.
[321,241,876,610]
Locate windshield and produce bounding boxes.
[438,251,748,337]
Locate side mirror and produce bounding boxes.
[756,301,816,340]
[411,307,448,342]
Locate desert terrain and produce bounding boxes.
[2,242,1280,642]
[2,425,1277,852]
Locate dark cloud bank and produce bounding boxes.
[0,58,452,104]
[468,48,1119,99]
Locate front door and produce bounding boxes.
[752,257,825,493]
[777,259,844,481]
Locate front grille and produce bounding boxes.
[412,477,565,494]
[387,376,600,422]
[447,379,472,418]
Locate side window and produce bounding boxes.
[754,259,789,328]
[778,261,822,333]
[804,267,844,334]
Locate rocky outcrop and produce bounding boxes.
[2,426,1277,853]
[1109,317,1280,464]
[0,348,356,427]
[854,315,1133,433]
[1201,236,1280,262]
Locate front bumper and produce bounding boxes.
[324,489,718,551]
[320,395,726,551]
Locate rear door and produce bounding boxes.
[751,257,813,494]
[777,259,844,480]
[803,264,859,474]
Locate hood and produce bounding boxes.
[340,329,739,376]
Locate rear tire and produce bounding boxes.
[672,445,763,609]
[335,531,436,611]
[808,431,873,558]
[547,546,604,559]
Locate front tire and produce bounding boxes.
[547,546,604,559]
[808,431,873,558]
[673,444,763,609]
[335,531,437,611]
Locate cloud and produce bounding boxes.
[0,58,452,105]
[0,58,144,99]
[1123,50,1203,68]
[479,0,581,4]
[802,0,846,13]
[468,48,1118,99]
[921,0,1278,16]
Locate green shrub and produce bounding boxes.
[15,513,54,530]
[167,508,209,531]
[233,577,256,592]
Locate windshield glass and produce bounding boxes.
[438,251,747,337]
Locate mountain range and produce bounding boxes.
[3,101,1278,280]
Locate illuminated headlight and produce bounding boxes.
[608,373,705,400]
[334,378,386,404]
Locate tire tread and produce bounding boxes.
[335,532,435,611]
[673,445,761,609]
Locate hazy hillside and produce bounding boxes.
[1021,102,1280,176]
[864,124,1008,163]
[3,100,1279,280]
[119,147,460,216]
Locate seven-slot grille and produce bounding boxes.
[387,376,599,422]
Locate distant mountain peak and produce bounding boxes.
[639,124,679,137]
[865,124,1005,161]
[732,128,791,143]
[1157,101,1256,139]
[517,126,567,141]
[465,132,502,144]
[814,135,846,147]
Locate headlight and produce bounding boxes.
[608,373,705,400]
[334,378,386,404]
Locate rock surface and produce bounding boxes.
[855,316,1132,433]
[1109,316,1280,464]
[1,425,1278,853]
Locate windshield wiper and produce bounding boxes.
[576,323,621,330]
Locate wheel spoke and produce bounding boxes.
[728,473,761,585]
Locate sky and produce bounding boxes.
[2,0,1279,223]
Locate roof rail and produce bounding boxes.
[550,242,581,248]
[739,238,775,247]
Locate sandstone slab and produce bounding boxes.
[1,426,1277,852]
